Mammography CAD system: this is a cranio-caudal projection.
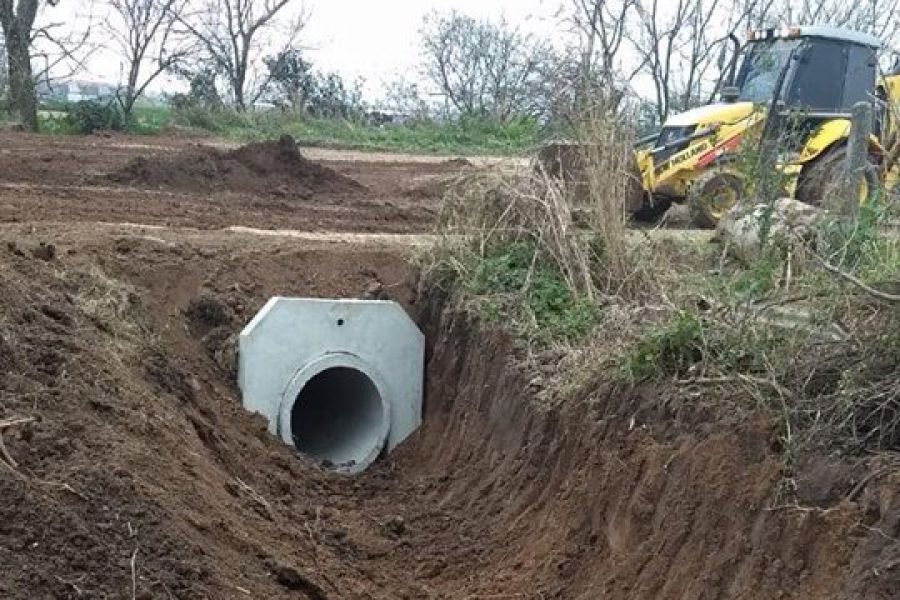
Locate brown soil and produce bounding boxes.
[0,133,898,599]
[0,133,458,232]
[105,135,364,199]
[0,223,897,599]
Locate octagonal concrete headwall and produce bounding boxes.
[238,297,424,473]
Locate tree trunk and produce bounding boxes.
[6,30,36,131]
[120,61,141,121]
[233,60,247,111]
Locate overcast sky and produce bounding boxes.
[303,0,559,95]
[41,0,564,100]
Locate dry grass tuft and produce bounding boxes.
[67,267,148,343]
[433,167,595,299]
[570,110,647,295]
[425,106,659,299]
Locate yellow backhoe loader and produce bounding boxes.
[632,26,899,227]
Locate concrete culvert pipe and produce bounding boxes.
[289,366,390,472]
[238,298,424,474]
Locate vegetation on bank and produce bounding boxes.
[31,101,543,156]
[420,111,900,470]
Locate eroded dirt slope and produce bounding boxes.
[0,226,419,598]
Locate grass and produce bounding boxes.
[619,298,791,386]
[420,109,639,347]
[36,102,543,156]
[818,197,900,284]
[459,241,600,342]
[174,108,542,155]
[617,188,900,457]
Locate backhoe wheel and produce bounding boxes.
[688,171,744,229]
[796,146,879,211]
[631,195,672,224]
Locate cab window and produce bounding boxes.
[785,39,845,111]
[843,45,877,107]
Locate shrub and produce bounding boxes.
[66,100,124,134]
[622,310,705,382]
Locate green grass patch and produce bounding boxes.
[818,198,900,285]
[456,241,600,343]
[39,102,167,136]
[36,102,541,156]
[127,105,172,135]
[171,107,541,155]
[38,111,80,134]
[620,306,788,385]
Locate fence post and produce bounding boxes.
[844,101,873,217]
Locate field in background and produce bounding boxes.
[33,103,544,156]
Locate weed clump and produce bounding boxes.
[422,167,602,345]
[66,100,125,134]
[462,241,599,342]
[619,187,900,456]
[422,111,646,346]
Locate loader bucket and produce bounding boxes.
[536,141,645,215]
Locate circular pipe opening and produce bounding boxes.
[290,366,388,472]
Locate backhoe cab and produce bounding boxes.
[635,26,900,227]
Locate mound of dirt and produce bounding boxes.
[106,135,364,199]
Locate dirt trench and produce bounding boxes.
[0,231,898,599]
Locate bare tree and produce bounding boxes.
[0,0,61,130]
[32,3,96,93]
[178,0,305,110]
[571,0,638,93]
[383,76,432,119]
[0,37,7,100]
[766,0,900,53]
[105,0,188,119]
[0,0,93,129]
[420,10,551,121]
[533,0,639,124]
[565,0,898,126]
[629,0,767,121]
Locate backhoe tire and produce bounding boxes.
[687,171,745,229]
[631,196,672,223]
[795,145,879,211]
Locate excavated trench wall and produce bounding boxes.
[3,236,896,599]
[391,293,899,599]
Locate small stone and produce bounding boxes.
[386,516,406,537]
[364,281,386,299]
[31,242,56,261]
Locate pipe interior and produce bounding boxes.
[291,366,386,469]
